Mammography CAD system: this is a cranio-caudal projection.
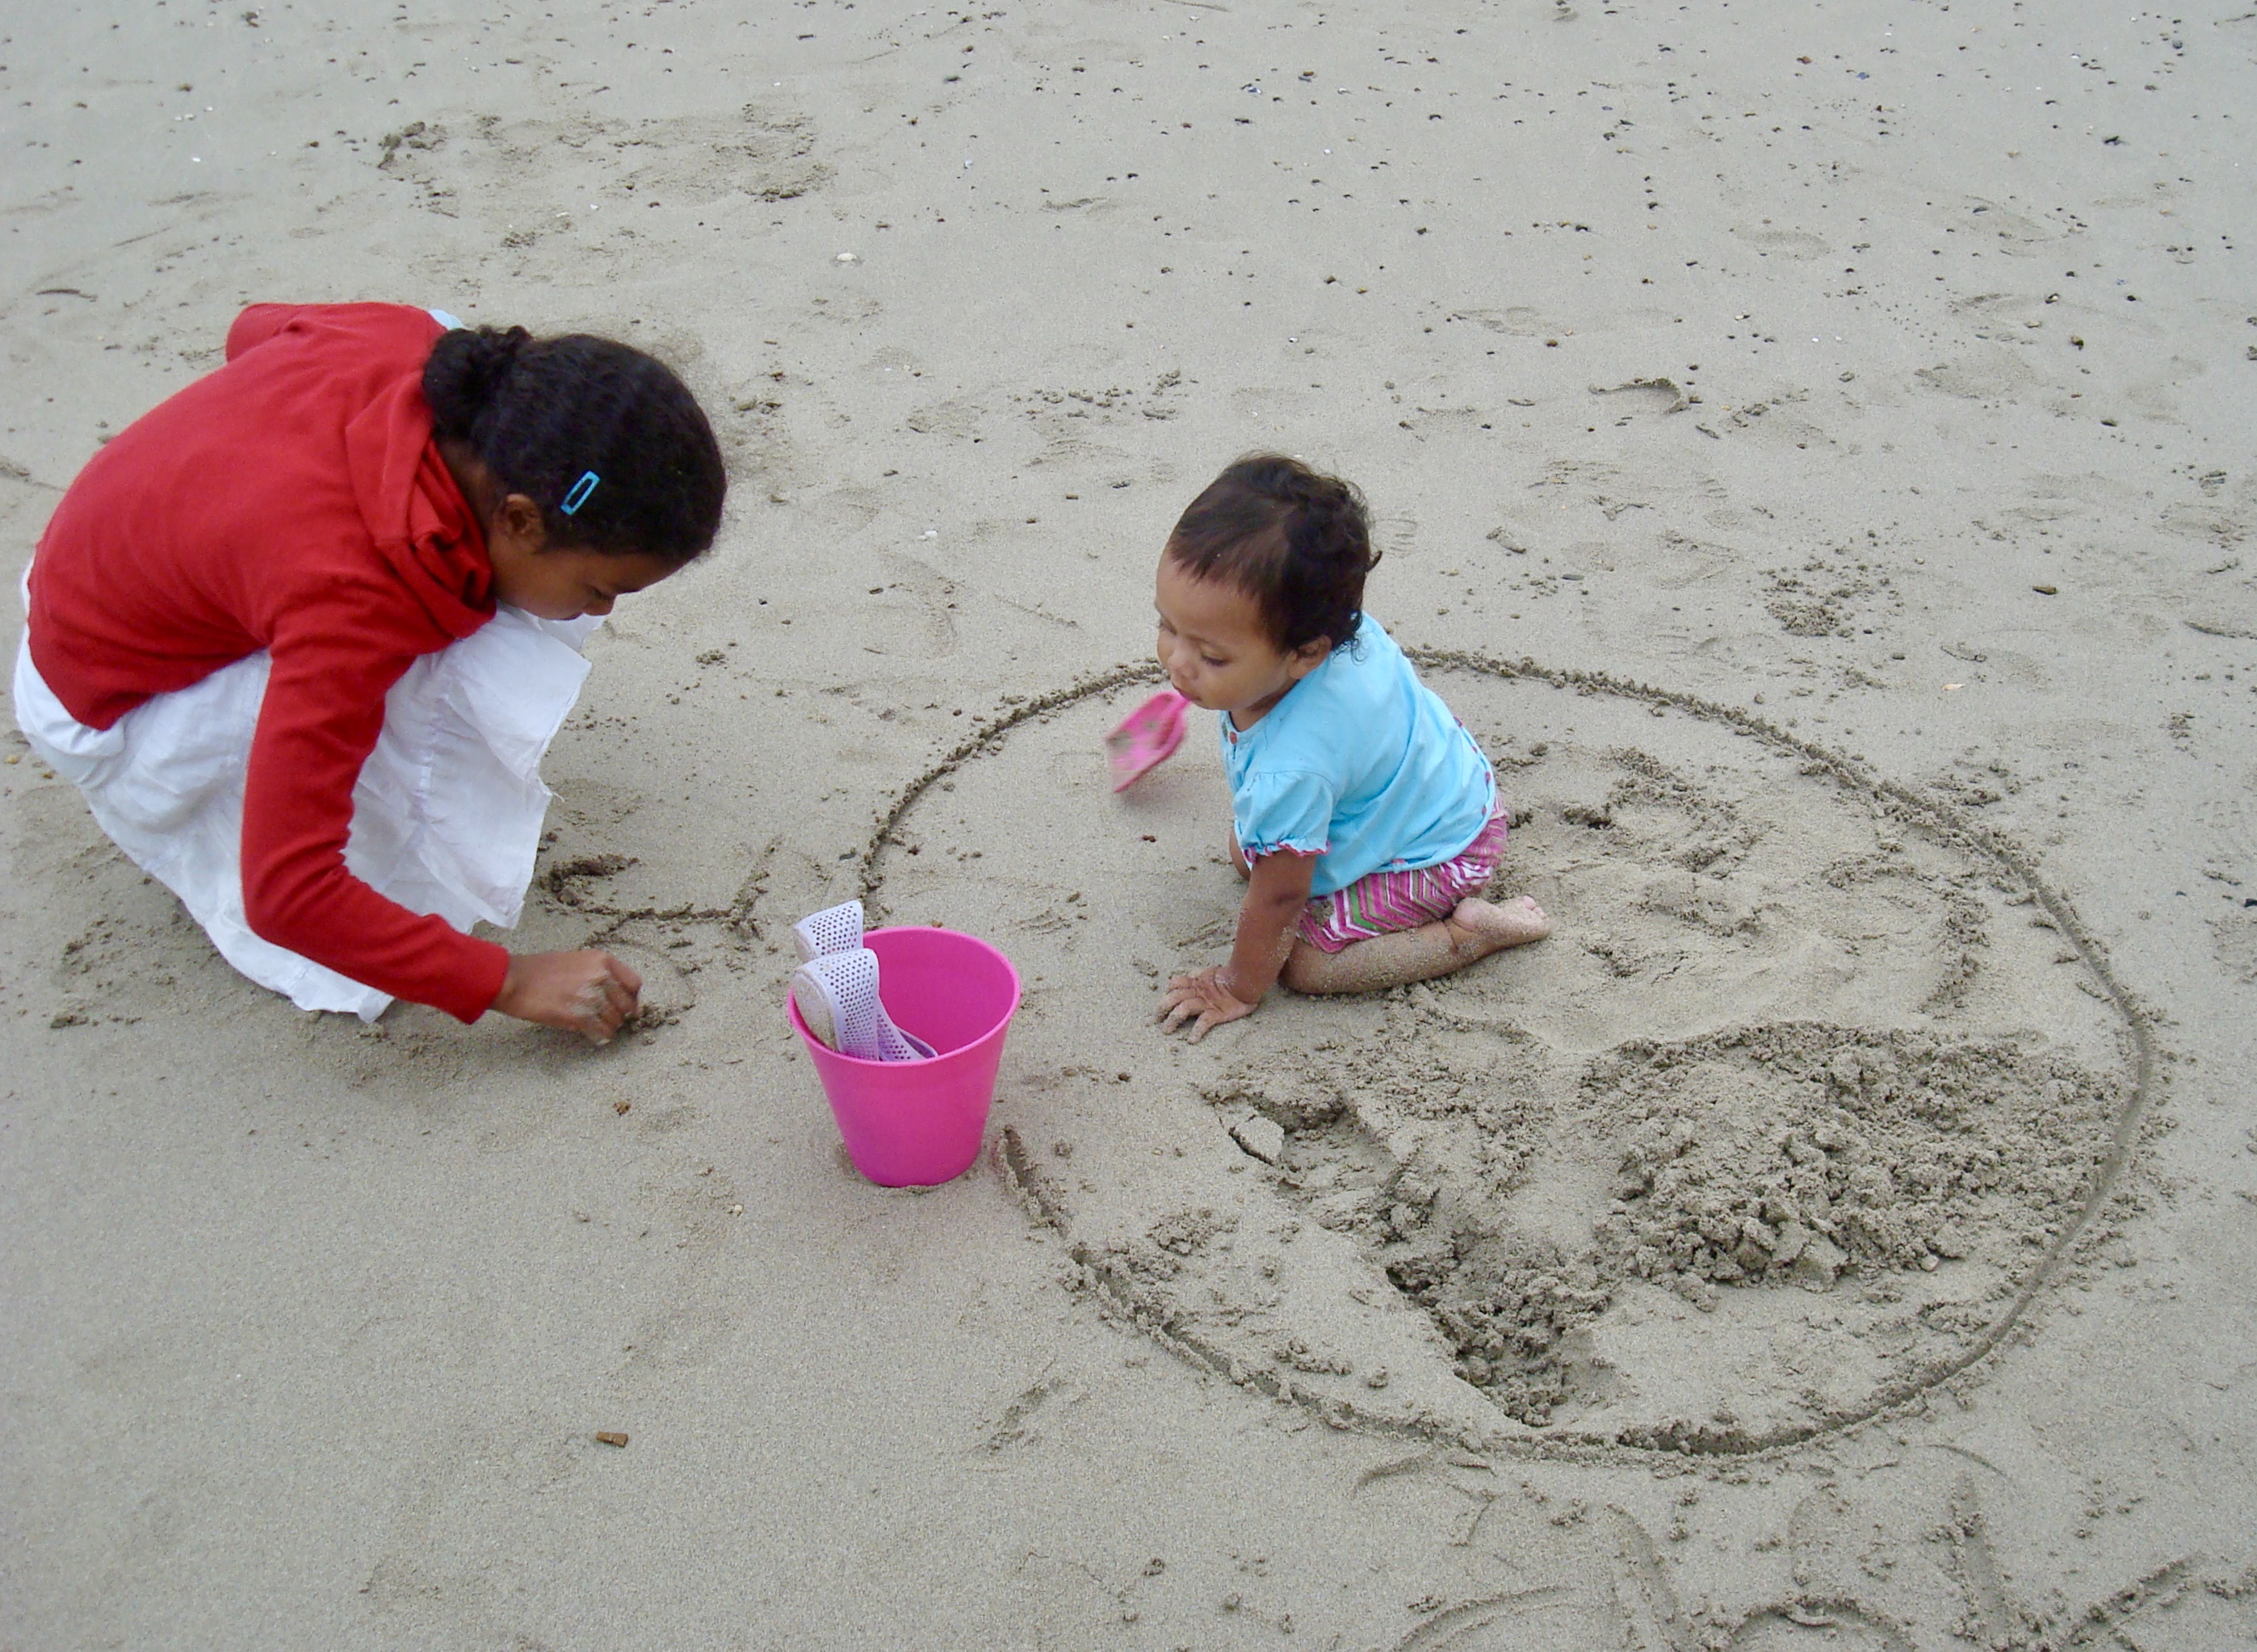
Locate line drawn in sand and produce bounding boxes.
[854,654,2158,1463]
[1374,1481,2251,1652]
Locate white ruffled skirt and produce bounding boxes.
[12,603,599,1021]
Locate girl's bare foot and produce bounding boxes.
[1282,895,1552,996]
[1445,895,1553,954]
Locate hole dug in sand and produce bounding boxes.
[859,659,2146,1458]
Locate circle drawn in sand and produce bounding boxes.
[855,655,2153,1459]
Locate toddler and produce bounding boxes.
[1155,455,1551,1041]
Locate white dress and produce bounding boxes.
[12,602,600,1020]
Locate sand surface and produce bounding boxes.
[4,2,2255,1646]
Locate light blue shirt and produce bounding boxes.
[1221,617,1494,897]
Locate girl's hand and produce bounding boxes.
[1158,850,1313,1041]
[493,949,644,1043]
[1159,966,1259,1042]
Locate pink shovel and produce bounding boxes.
[1105,689,1190,791]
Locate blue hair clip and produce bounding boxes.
[559,471,601,516]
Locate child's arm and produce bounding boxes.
[1160,849,1317,1041]
[494,950,645,1042]
[241,597,647,1037]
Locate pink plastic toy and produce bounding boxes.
[787,925,1021,1187]
[1105,689,1190,791]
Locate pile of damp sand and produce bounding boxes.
[1210,1012,2125,1435]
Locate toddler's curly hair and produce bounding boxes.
[1164,454,1378,653]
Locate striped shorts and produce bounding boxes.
[1295,802,1511,954]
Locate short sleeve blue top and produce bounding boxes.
[1221,617,1495,897]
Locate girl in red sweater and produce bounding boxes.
[15,304,726,1042]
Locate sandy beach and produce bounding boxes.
[4,1,2255,1646]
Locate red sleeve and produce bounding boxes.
[239,587,510,1022]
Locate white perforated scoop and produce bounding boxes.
[789,946,934,1063]
[793,898,866,963]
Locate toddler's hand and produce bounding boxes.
[494,950,644,1043]
[1158,966,1258,1042]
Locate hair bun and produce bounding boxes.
[423,324,531,441]
[420,324,728,565]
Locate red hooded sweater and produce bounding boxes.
[26,303,512,1022]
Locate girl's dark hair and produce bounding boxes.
[422,325,726,564]
[1165,453,1378,653]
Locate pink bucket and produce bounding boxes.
[787,925,1021,1188]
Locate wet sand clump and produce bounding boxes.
[1592,1023,2122,1289]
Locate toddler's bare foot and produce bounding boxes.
[1446,895,1553,955]
[1282,895,1551,995]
